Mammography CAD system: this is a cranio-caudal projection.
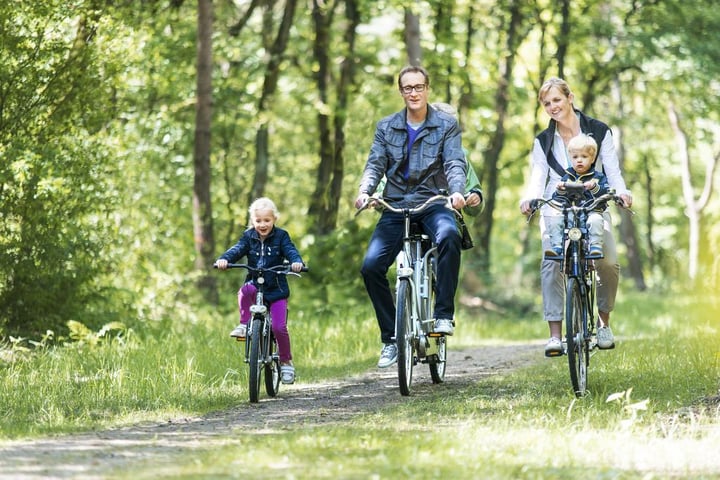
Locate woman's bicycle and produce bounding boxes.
[528,183,627,397]
[357,194,460,396]
[213,262,306,403]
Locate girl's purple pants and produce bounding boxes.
[237,283,292,363]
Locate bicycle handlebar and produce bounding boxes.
[527,188,633,223]
[213,262,309,276]
[355,194,460,218]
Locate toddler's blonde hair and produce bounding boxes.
[567,134,598,158]
[249,197,279,222]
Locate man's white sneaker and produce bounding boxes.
[433,318,455,336]
[597,326,615,349]
[377,343,398,368]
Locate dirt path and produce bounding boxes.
[0,343,540,479]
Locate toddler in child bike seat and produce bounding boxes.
[215,197,305,385]
[544,134,610,258]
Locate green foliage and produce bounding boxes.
[0,2,129,337]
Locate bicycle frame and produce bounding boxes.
[357,194,457,395]
[395,214,439,358]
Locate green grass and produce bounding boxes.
[1,289,719,477]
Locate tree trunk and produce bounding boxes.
[308,0,359,235]
[611,79,646,290]
[248,0,297,211]
[193,0,217,302]
[668,103,719,281]
[476,0,523,280]
[404,5,421,66]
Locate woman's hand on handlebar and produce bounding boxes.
[519,200,533,216]
[619,193,633,208]
[215,259,228,270]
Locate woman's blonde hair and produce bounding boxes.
[248,197,279,221]
[567,134,598,157]
[538,76,572,103]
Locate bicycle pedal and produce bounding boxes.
[235,337,246,342]
[427,332,444,338]
[544,350,564,358]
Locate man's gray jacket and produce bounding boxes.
[359,107,467,209]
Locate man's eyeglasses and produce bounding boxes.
[400,84,427,94]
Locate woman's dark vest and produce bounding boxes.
[536,109,611,176]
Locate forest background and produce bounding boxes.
[1,0,719,342]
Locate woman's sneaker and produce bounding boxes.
[597,326,615,349]
[229,324,246,340]
[544,337,563,357]
[281,364,295,384]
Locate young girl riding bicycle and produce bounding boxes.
[215,197,305,385]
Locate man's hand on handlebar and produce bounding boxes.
[449,192,466,210]
[355,193,370,210]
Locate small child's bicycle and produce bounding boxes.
[528,183,628,396]
[357,194,460,396]
[214,262,306,403]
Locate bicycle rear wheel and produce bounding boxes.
[566,278,588,397]
[396,279,414,396]
[248,317,263,403]
[264,332,280,397]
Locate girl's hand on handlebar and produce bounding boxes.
[290,262,304,273]
[450,192,466,210]
[215,259,228,270]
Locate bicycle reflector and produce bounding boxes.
[397,266,413,277]
[568,227,582,241]
[250,305,267,314]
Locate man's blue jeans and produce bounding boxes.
[360,204,461,344]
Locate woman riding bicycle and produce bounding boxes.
[519,77,633,356]
[215,197,305,384]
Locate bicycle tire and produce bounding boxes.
[428,259,446,383]
[264,331,281,397]
[248,317,263,403]
[566,278,588,397]
[396,279,414,396]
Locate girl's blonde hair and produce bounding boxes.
[538,76,572,103]
[567,134,598,157]
[249,197,279,221]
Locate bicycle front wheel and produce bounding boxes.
[396,279,414,396]
[264,331,281,397]
[566,277,588,397]
[248,317,263,403]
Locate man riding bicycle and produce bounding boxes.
[354,65,467,369]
